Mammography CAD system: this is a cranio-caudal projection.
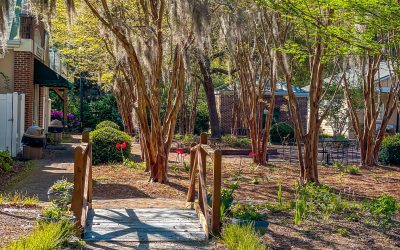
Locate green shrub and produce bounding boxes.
[269,123,294,144]
[0,150,13,172]
[221,223,266,250]
[95,120,120,130]
[174,134,199,145]
[231,203,266,221]
[41,204,70,222]
[221,135,251,148]
[379,133,400,165]
[4,220,74,250]
[90,127,131,164]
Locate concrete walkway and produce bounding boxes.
[7,136,80,202]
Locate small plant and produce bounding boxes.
[345,165,360,175]
[171,162,190,172]
[0,150,13,172]
[124,160,146,171]
[219,181,239,222]
[41,204,70,222]
[294,194,306,225]
[221,223,266,250]
[251,178,260,185]
[367,194,398,224]
[231,203,267,221]
[333,161,345,170]
[48,179,73,208]
[4,220,75,250]
[95,120,120,130]
[1,192,39,207]
[277,181,283,206]
[337,228,351,237]
[174,134,199,145]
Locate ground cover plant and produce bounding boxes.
[221,223,267,250]
[0,150,13,172]
[221,135,251,148]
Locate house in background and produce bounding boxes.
[0,0,71,155]
[314,61,400,139]
[215,82,309,135]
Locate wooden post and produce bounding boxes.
[198,133,208,212]
[212,149,222,235]
[186,143,197,202]
[63,89,68,125]
[71,146,83,229]
[82,131,89,143]
[87,143,93,209]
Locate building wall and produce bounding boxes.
[216,92,309,134]
[0,51,15,94]
[13,51,34,130]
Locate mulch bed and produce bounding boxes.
[91,143,400,249]
[0,206,41,248]
[0,161,31,192]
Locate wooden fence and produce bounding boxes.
[187,133,222,236]
[71,131,93,231]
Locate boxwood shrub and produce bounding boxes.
[379,133,400,165]
[95,120,120,130]
[269,122,294,144]
[90,127,131,164]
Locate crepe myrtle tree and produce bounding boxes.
[30,0,209,183]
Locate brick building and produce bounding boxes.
[215,82,309,135]
[0,0,71,131]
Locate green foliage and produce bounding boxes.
[231,203,267,221]
[124,160,146,171]
[367,194,398,224]
[41,204,70,222]
[379,133,400,165]
[96,120,120,130]
[277,181,283,205]
[337,228,351,237]
[345,165,360,175]
[4,220,74,250]
[269,123,294,144]
[221,135,251,148]
[174,134,199,145]
[171,162,190,173]
[0,150,13,172]
[0,192,39,207]
[220,181,240,222]
[90,127,132,164]
[48,179,73,208]
[221,223,266,250]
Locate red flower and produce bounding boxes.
[176,148,184,155]
[121,142,127,149]
[249,151,256,157]
[115,143,121,149]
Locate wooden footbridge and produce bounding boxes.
[70,133,221,245]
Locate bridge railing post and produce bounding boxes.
[212,149,222,235]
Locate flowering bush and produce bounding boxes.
[51,111,63,120]
[51,111,75,121]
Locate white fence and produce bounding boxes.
[0,93,25,157]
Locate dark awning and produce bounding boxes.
[34,59,73,89]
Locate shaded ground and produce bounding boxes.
[92,142,400,249]
[0,207,41,248]
[0,161,31,191]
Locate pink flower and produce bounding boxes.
[249,151,256,157]
[116,143,121,149]
[176,148,184,155]
[121,142,127,149]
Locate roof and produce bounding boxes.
[302,61,395,92]
[215,81,309,97]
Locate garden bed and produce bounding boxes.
[0,206,41,248]
[0,161,33,191]
[90,143,400,249]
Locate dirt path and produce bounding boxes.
[6,136,81,202]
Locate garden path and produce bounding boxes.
[6,135,81,202]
